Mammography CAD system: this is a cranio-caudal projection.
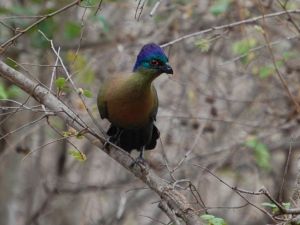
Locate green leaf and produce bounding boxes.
[195,38,210,52]
[283,202,291,209]
[0,83,8,99]
[254,25,265,34]
[83,89,93,98]
[283,51,297,60]
[261,202,277,208]
[232,38,257,55]
[95,15,110,33]
[210,0,231,16]
[275,60,284,68]
[7,85,22,98]
[5,58,18,69]
[201,214,227,225]
[261,202,279,213]
[64,22,81,40]
[90,14,110,34]
[0,7,10,14]
[55,77,66,90]
[81,0,99,7]
[201,214,216,221]
[259,66,274,79]
[232,38,257,64]
[245,137,271,171]
[68,149,87,161]
[0,82,21,99]
[210,217,227,225]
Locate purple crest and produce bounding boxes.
[133,43,167,71]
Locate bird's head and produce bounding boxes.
[133,43,173,76]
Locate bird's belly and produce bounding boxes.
[108,98,154,128]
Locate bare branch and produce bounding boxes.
[0,0,83,52]
[161,9,300,47]
[0,60,203,225]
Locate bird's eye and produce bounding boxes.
[150,59,160,66]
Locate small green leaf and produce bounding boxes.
[0,83,8,99]
[283,51,297,60]
[210,0,231,16]
[76,133,84,139]
[63,131,71,137]
[7,85,22,98]
[97,15,110,33]
[0,7,10,14]
[64,22,81,40]
[275,60,284,68]
[259,66,274,79]
[5,58,18,69]
[261,202,277,208]
[262,202,279,213]
[55,77,66,90]
[201,214,227,225]
[201,214,215,221]
[81,0,99,7]
[210,217,227,225]
[195,38,210,52]
[232,38,257,55]
[283,202,291,209]
[68,149,87,161]
[245,137,271,171]
[232,38,257,64]
[83,89,93,98]
[254,25,265,34]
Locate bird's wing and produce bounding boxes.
[97,83,109,119]
[150,85,158,121]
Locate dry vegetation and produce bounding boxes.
[1,0,300,224]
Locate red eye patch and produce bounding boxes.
[150,59,162,66]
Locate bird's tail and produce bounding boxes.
[107,123,160,153]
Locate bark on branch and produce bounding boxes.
[0,60,203,225]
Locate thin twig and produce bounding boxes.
[49,47,60,92]
[161,9,300,47]
[260,11,300,113]
[192,164,275,220]
[278,139,293,202]
[150,1,161,17]
[0,0,82,51]
[38,30,106,136]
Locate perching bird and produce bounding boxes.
[97,43,173,163]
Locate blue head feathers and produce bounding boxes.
[133,43,169,72]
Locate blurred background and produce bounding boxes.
[1,0,300,224]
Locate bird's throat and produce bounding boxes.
[131,70,159,88]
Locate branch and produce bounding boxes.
[161,9,300,47]
[0,0,82,52]
[0,60,203,225]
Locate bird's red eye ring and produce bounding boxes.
[150,60,159,66]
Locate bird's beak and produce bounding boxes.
[161,62,173,75]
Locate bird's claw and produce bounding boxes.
[103,140,109,148]
[130,156,146,168]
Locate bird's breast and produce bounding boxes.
[106,83,156,128]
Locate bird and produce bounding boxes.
[97,43,173,164]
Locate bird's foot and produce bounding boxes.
[103,140,109,148]
[130,155,147,169]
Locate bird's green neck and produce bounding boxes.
[130,69,159,88]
